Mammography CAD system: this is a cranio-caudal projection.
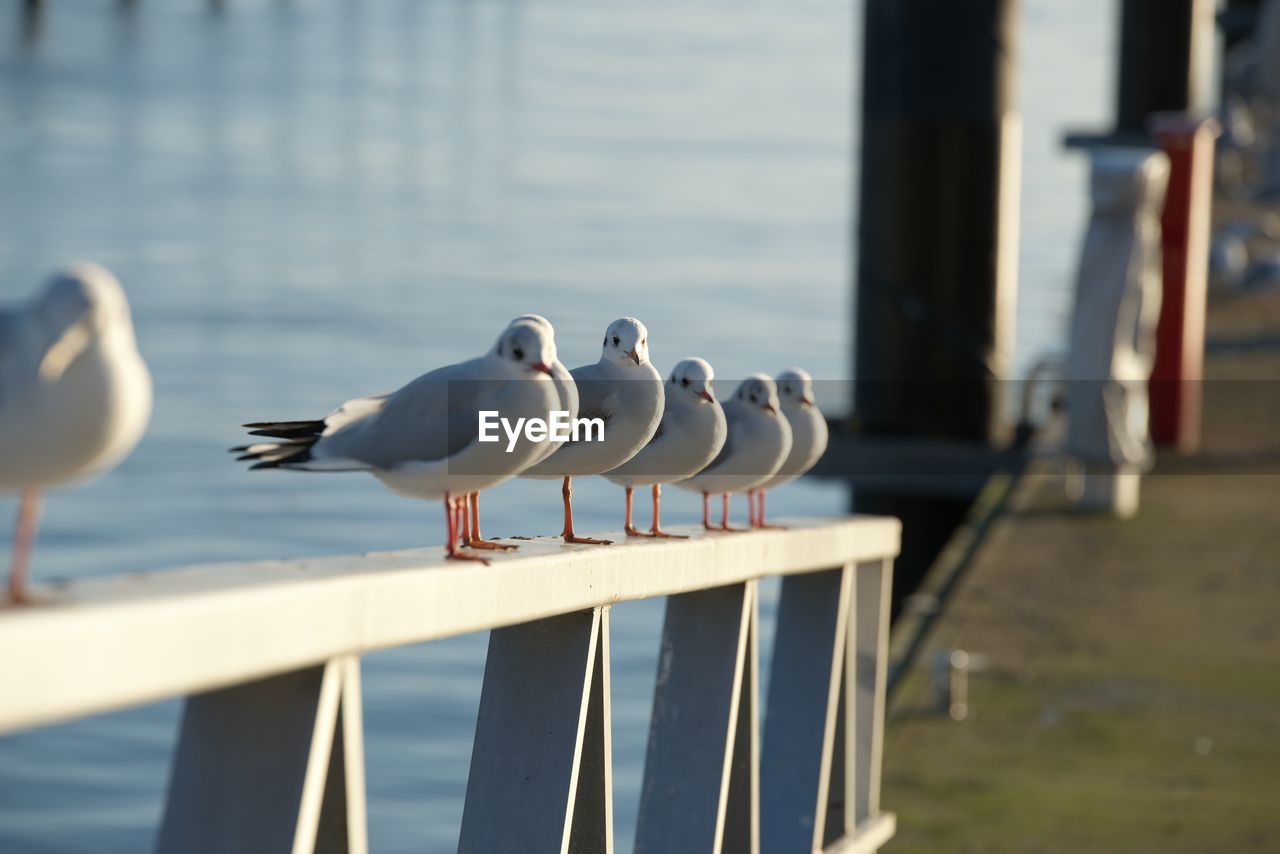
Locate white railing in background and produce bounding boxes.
[0,516,900,854]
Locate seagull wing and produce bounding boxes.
[558,362,618,446]
[314,359,484,469]
[690,399,742,477]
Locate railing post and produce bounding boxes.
[852,559,893,829]
[458,607,613,854]
[156,656,367,854]
[760,566,853,853]
[635,581,758,854]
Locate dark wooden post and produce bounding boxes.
[1116,0,1216,135]
[853,0,1020,616]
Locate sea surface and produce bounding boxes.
[0,2,1112,851]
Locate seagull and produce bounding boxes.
[522,317,664,544]
[460,314,579,551]
[1,263,153,605]
[677,374,791,531]
[233,318,560,564]
[751,368,829,527]
[604,357,726,537]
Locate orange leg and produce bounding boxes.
[7,488,40,606]
[650,484,687,538]
[625,485,654,537]
[752,489,786,529]
[466,492,517,550]
[444,495,488,564]
[714,492,747,533]
[562,476,612,545]
[458,495,471,545]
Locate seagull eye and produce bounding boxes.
[612,335,620,347]
[681,377,689,388]
[513,347,524,361]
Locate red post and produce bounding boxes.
[1149,114,1218,454]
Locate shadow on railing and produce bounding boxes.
[0,517,900,854]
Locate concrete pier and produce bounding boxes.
[880,288,1280,851]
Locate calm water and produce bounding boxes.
[0,2,1112,851]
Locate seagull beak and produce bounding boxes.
[763,403,777,414]
[626,348,641,366]
[697,390,715,402]
[531,362,552,375]
[800,396,814,407]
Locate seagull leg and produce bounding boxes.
[458,496,471,546]
[751,489,786,529]
[719,492,748,532]
[562,476,612,545]
[7,488,40,606]
[465,492,517,550]
[650,484,687,538]
[444,495,489,564]
[625,486,654,537]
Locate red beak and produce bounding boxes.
[697,390,714,402]
[800,396,814,407]
[626,349,641,366]
[532,362,552,375]
[763,403,776,414]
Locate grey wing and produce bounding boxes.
[692,401,741,476]
[561,363,617,444]
[552,362,579,420]
[317,360,482,469]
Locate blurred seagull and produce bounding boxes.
[605,357,726,537]
[460,314,579,551]
[751,368,828,527]
[233,319,559,564]
[678,374,791,531]
[0,264,153,604]
[522,317,663,544]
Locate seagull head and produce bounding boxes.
[494,318,555,375]
[601,317,649,367]
[776,367,816,408]
[511,313,553,335]
[669,357,716,403]
[36,263,134,382]
[735,374,780,416]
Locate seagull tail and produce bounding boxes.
[231,419,326,470]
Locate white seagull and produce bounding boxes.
[677,374,791,531]
[522,317,664,544]
[1,263,153,604]
[604,357,726,537]
[459,314,580,551]
[233,318,560,563]
[751,368,829,527]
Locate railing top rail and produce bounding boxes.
[0,516,899,736]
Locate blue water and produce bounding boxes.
[0,1,1113,851]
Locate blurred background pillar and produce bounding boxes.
[1065,149,1170,518]
[1150,116,1219,454]
[1116,0,1217,136]
[853,0,1020,618]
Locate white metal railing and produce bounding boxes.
[0,516,900,854]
